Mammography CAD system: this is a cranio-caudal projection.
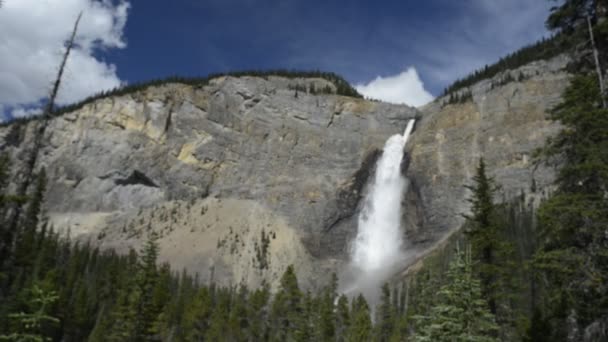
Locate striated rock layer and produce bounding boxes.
[1,54,573,289]
[1,76,416,289]
[400,55,571,270]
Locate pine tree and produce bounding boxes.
[335,294,350,342]
[0,285,59,342]
[318,273,337,342]
[546,0,604,32]
[464,158,523,338]
[413,245,499,342]
[533,74,608,339]
[183,285,213,341]
[248,282,270,341]
[14,169,47,280]
[204,287,231,341]
[133,234,163,341]
[347,294,372,342]
[270,265,303,341]
[375,283,396,342]
[227,284,249,341]
[0,153,11,208]
[463,158,500,313]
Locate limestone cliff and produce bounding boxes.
[0,54,572,289]
[401,54,571,270]
[0,75,416,290]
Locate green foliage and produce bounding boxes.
[532,73,608,338]
[270,265,303,341]
[413,245,499,342]
[347,294,373,342]
[0,285,59,342]
[255,229,271,270]
[443,90,473,106]
[463,159,512,315]
[540,75,608,193]
[546,0,597,32]
[375,283,395,342]
[0,167,392,342]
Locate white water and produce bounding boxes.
[342,119,416,302]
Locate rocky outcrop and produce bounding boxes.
[401,55,571,267]
[0,53,573,289]
[0,75,417,289]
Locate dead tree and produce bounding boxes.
[0,12,82,263]
[587,14,607,108]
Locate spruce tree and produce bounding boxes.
[14,169,47,280]
[413,245,498,342]
[133,234,163,341]
[0,285,59,342]
[318,273,338,342]
[248,282,270,341]
[270,265,303,342]
[375,283,396,342]
[205,287,231,341]
[347,294,372,342]
[183,286,213,341]
[533,74,608,339]
[463,158,502,315]
[335,294,351,342]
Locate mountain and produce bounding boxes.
[0,53,571,291]
[1,75,416,290]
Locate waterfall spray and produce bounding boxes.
[343,119,416,303]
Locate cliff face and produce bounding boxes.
[402,55,571,265]
[0,76,416,289]
[0,55,572,289]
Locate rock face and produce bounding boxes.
[0,54,573,289]
[401,55,571,266]
[0,76,416,289]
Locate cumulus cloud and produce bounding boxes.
[355,68,434,107]
[0,0,130,113]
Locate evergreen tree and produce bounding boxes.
[205,287,231,341]
[546,0,605,32]
[318,273,337,342]
[375,283,395,342]
[413,245,498,342]
[463,158,502,315]
[270,265,303,341]
[133,235,163,341]
[248,282,270,341]
[347,294,372,342]
[335,294,350,342]
[14,169,47,281]
[533,74,608,339]
[0,285,59,342]
[226,284,249,342]
[182,285,213,341]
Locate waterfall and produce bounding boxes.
[342,119,416,303]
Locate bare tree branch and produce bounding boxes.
[0,12,83,262]
[587,14,607,108]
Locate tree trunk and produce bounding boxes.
[587,15,607,108]
[0,12,82,263]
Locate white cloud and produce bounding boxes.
[11,107,42,119]
[355,68,434,107]
[0,0,130,112]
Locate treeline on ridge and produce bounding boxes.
[0,69,361,128]
[441,28,584,98]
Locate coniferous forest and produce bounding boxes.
[1,0,608,341]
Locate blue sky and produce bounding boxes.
[0,0,555,119]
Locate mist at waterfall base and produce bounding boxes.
[340,119,416,306]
